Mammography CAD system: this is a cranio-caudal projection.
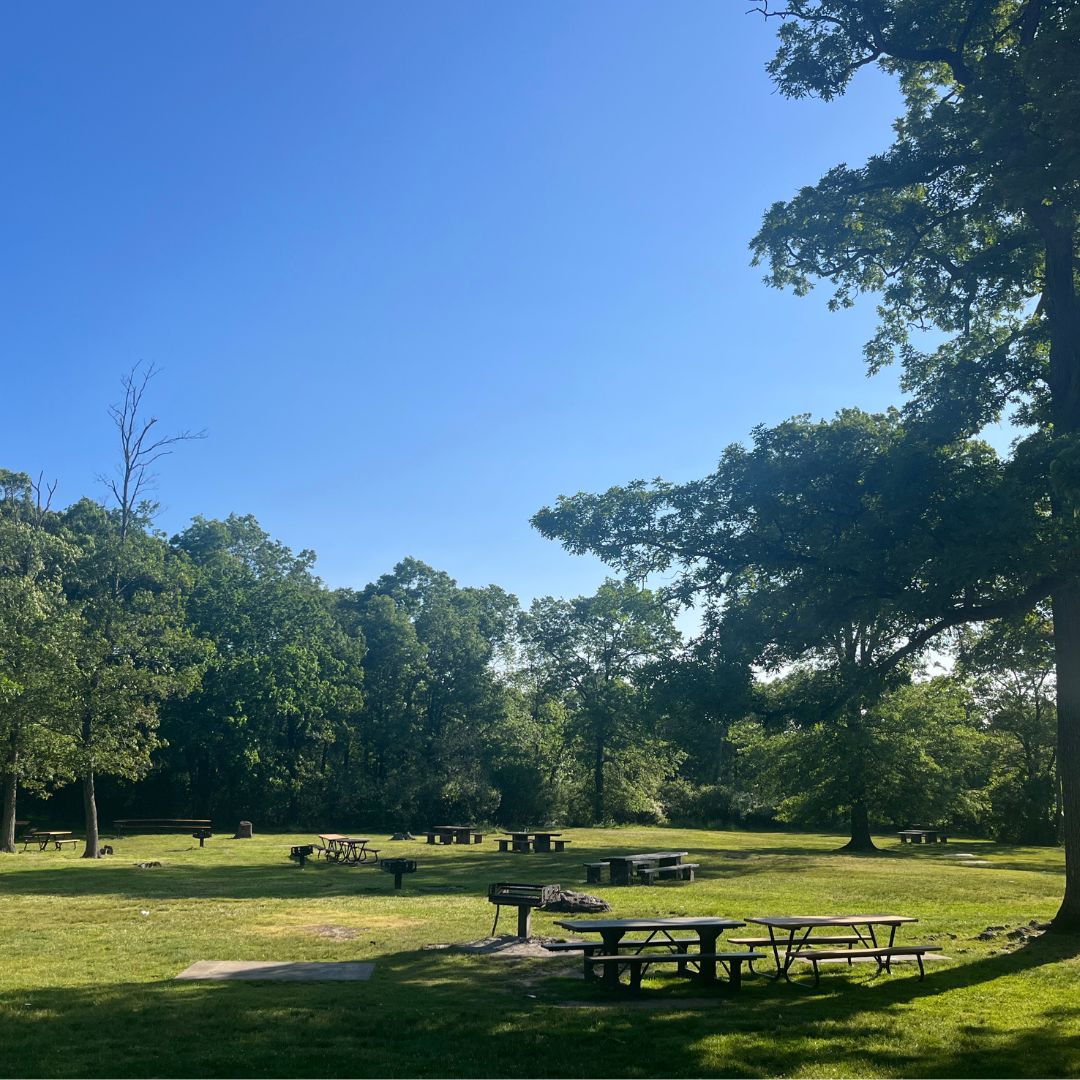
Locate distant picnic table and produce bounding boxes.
[318,834,378,864]
[898,828,948,844]
[495,830,567,853]
[21,830,76,851]
[585,851,697,885]
[427,825,482,845]
[113,819,213,845]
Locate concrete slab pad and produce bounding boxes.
[175,960,375,982]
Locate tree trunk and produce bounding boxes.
[82,769,101,859]
[1051,583,1080,930]
[841,800,877,852]
[0,765,17,854]
[1038,212,1080,932]
[592,735,605,824]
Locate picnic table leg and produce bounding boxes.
[697,929,720,983]
[600,930,624,987]
[516,907,531,939]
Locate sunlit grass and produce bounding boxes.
[1,826,1076,1077]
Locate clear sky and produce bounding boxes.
[1,2,909,609]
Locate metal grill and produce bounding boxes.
[380,858,418,889]
[487,882,561,937]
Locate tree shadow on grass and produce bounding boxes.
[2,935,1078,1078]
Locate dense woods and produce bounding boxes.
[0,410,1062,853]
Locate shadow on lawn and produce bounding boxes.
[0,839,841,903]
[2,936,1078,1078]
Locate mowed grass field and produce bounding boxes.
[1,826,1077,1078]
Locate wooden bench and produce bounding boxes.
[636,862,699,883]
[553,839,570,852]
[496,839,511,852]
[796,945,942,984]
[584,861,609,884]
[53,839,78,850]
[472,832,483,844]
[585,950,765,991]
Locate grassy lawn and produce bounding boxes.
[1,826,1077,1078]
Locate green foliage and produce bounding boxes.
[734,677,989,831]
[521,579,683,823]
[162,515,364,824]
[0,472,80,814]
[959,613,1059,843]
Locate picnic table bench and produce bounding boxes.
[797,945,941,984]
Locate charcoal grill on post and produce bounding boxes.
[380,858,417,889]
[487,882,560,939]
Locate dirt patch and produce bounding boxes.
[423,935,564,958]
[299,924,360,940]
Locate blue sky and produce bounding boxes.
[2,3,909,609]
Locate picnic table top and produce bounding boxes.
[431,824,475,831]
[31,830,73,838]
[505,830,562,838]
[115,818,211,823]
[746,914,918,929]
[554,916,742,933]
[318,834,370,843]
[608,851,689,862]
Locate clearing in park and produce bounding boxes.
[1,825,1077,1079]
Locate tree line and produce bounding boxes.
[0,398,1060,861]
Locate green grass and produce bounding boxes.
[1,826,1077,1078]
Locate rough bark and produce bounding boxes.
[841,800,877,852]
[0,764,17,854]
[592,735,605,823]
[81,769,101,859]
[1039,213,1080,933]
[1051,583,1080,930]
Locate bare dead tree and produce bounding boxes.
[99,363,206,545]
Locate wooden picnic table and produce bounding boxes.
[742,914,920,981]
[898,828,948,844]
[429,825,480,845]
[606,851,690,885]
[21,830,74,852]
[499,830,564,853]
[318,834,375,865]
[553,916,744,985]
